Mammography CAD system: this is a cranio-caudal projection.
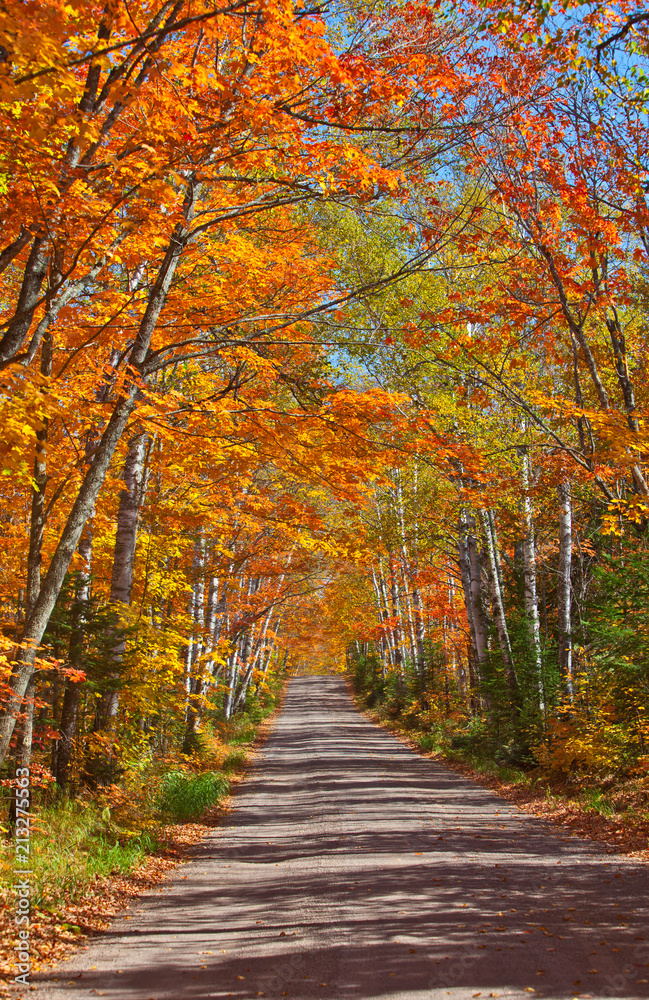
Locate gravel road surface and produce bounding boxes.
[33,675,649,1000]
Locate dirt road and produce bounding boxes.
[33,675,649,1000]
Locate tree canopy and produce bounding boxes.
[1,0,649,798]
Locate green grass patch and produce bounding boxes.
[17,799,160,909]
[577,788,615,817]
[222,748,248,773]
[1,675,286,924]
[156,770,230,822]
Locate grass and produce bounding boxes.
[10,798,161,909]
[223,696,277,745]
[0,679,292,986]
[222,748,248,773]
[578,788,616,817]
[5,757,236,909]
[156,770,230,822]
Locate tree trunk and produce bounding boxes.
[458,521,477,662]
[606,316,649,498]
[465,516,489,669]
[229,624,256,718]
[389,553,404,684]
[411,571,426,676]
[400,549,420,673]
[95,430,148,729]
[110,432,148,607]
[0,237,49,363]
[480,509,521,714]
[458,515,490,712]
[557,480,573,701]
[521,447,545,712]
[224,577,258,720]
[372,565,392,676]
[182,541,208,753]
[232,576,284,716]
[55,524,94,789]
[8,334,51,822]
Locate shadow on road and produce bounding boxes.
[33,676,649,1000]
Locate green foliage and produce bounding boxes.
[156,771,229,821]
[417,732,439,751]
[1,686,283,934]
[350,642,544,769]
[20,799,160,909]
[578,789,615,817]
[352,651,386,706]
[588,552,649,686]
[223,681,281,744]
[222,748,248,773]
[43,571,133,692]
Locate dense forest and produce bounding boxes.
[1,0,649,825]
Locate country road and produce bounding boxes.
[33,675,649,1000]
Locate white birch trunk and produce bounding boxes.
[480,510,520,711]
[521,448,545,712]
[400,551,418,669]
[224,576,257,720]
[465,516,489,668]
[374,563,395,674]
[457,522,477,662]
[557,480,573,701]
[182,537,206,749]
[395,479,418,670]
[389,553,405,682]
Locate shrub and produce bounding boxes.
[222,749,247,773]
[156,771,229,821]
